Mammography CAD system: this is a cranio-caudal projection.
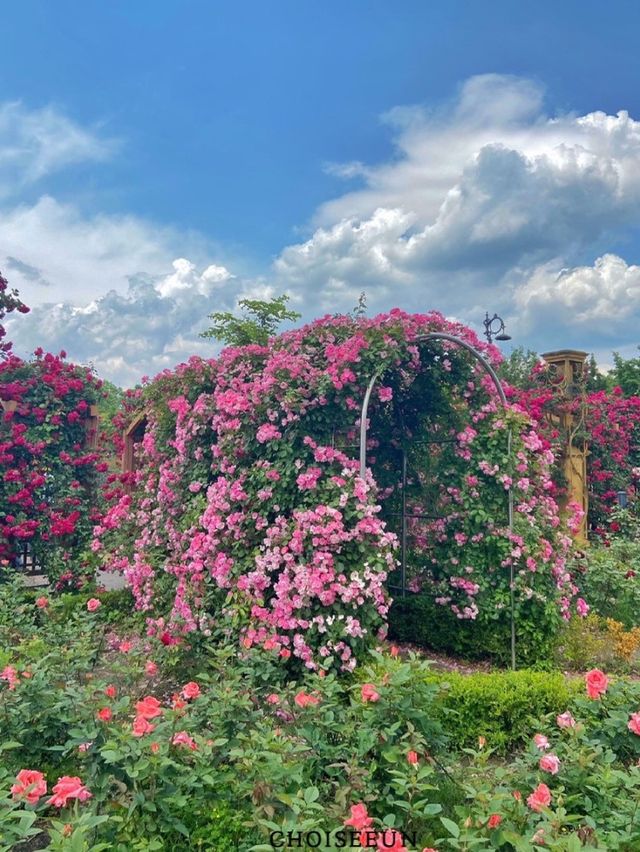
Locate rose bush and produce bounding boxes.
[0,350,108,585]
[95,310,581,670]
[3,582,640,849]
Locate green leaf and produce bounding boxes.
[440,816,461,838]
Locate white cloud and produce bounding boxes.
[6,79,640,384]
[0,101,116,192]
[7,259,241,387]
[514,254,640,334]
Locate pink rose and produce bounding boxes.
[361,683,380,703]
[97,707,112,722]
[406,750,419,765]
[172,731,197,750]
[145,661,158,676]
[533,734,550,750]
[628,713,640,735]
[11,769,47,805]
[86,598,101,612]
[556,711,576,729]
[48,776,91,808]
[539,754,560,775]
[585,668,608,699]
[181,681,201,700]
[35,596,49,609]
[527,782,551,812]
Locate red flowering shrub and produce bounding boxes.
[96,310,579,670]
[508,366,640,532]
[0,351,107,583]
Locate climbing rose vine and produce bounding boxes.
[0,350,107,584]
[508,366,640,532]
[96,310,579,671]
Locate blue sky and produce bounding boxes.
[3,1,640,384]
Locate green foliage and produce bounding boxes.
[610,349,640,396]
[497,346,541,390]
[572,538,640,628]
[6,574,640,848]
[389,590,558,667]
[429,670,580,754]
[200,294,301,346]
[96,379,124,440]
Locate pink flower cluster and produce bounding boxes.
[94,309,578,669]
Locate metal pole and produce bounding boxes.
[401,449,407,598]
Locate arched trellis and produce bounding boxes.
[358,332,516,669]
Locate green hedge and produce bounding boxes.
[360,658,580,754]
[426,669,581,753]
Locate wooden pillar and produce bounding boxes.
[122,412,148,474]
[541,350,588,542]
[84,405,100,449]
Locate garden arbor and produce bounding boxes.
[358,332,516,668]
[103,311,577,672]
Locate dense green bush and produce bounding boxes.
[428,670,580,754]
[389,591,557,667]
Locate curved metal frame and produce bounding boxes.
[359,332,516,669]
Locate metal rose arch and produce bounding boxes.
[358,332,516,669]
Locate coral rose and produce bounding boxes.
[48,776,91,808]
[132,715,155,737]
[361,683,380,703]
[344,802,373,830]
[487,813,502,829]
[135,696,162,719]
[406,750,419,765]
[11,769,47,805]
[97,707,112,722]
[86,598,101,612]
[527,782,551,812]
[628,713,640,735]
[181,681,201,700]
[585,668,608,699]
[294,691,320,708]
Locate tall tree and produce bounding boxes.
[200,295,301,347]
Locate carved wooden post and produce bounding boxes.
[541,350,589,542]
[122,412,148,474]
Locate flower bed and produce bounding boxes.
[3,581,640,850]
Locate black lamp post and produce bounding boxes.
[483,312,512,345]
[616,490,629,509]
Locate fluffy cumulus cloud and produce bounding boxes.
[276,74,640,320]
[9,259,246,387]
[514,254,640,341]
[4,77,640,385]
